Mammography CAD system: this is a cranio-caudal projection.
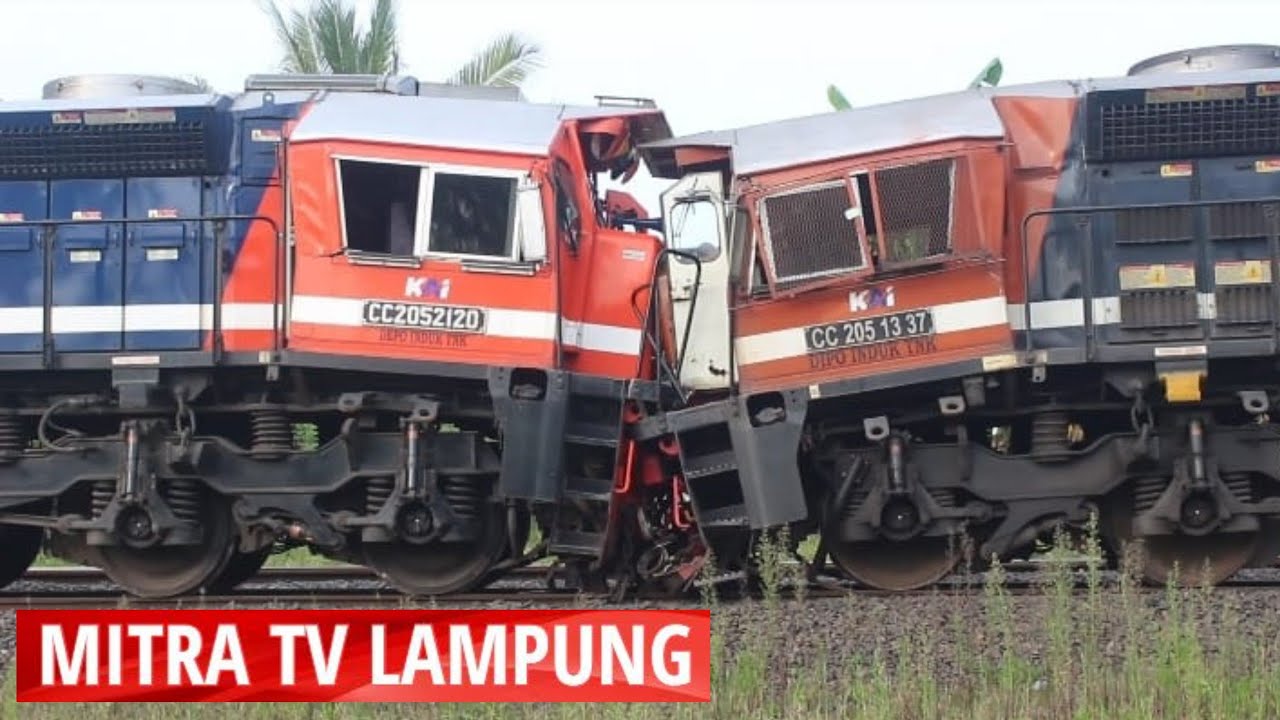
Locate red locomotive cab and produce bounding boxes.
[282,93,669,380]
[645,93,1017,402]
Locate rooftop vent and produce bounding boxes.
[42,74,206,100]
[1128,45,1280,76]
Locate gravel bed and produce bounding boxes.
[4,568,1280,684]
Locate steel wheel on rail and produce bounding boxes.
[207,545,274,592]
[826,532,962,591]
[363,501,509,597]
[1103,485,1258,587]
[94,485,236,599]
[0,525,43,589]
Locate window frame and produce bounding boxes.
[866,156,958,267]
[332,155,527,262]
[755,177,872,290]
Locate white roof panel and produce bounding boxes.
[290,92,660,155]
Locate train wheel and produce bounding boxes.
[363,503,508,596]
[1137,532,1258,586]
[207,546,273,592]
[826,533,961,591]
[1103,492,1258,586]
[95,495,235,598]
[0,525,43,589]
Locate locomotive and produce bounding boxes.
[638,44,1280,590]
[0,72,681,597]
[3,42,1280,599]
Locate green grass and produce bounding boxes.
[9,524,1280,718]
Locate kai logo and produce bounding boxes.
[405,276,451,300]
[849,286,895,313]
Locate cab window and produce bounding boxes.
[336,157,523,260]
[668,198,721,262]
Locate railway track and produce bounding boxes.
[4,561,1280,609]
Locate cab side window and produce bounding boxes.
[339,159,419,256]
[337,158,524,261]
[427,173,517,258]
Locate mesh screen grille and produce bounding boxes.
[0,121,211,179]
[1120,289,1198,329]
[1114,206,1194,243]
[761,182,864,284]
[1089,91,1280,162]
[1208,202,1271,239]
[876,159,954,263]
[1216,284,1271,325]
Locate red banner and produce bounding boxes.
[15,609,711,703]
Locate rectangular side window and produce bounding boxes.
[874,158,955,263]
[759,180,865,286]
[338,159,421,255]
[426,173,518,258]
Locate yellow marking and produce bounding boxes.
[1160,163,1194,178]
[1161,370,1205,403]
[1215,260,1271,286]
[1120,263,1195,290]
[981,353,1018,372]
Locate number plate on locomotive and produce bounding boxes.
[804,309,934,352]
[362,300,487,333]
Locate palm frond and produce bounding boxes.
[312,0,361,73]
[262,0,320,73]
[969,57,1003,89]
[359,0,399,74]
[827,84,852,111]
[447,33,543,87]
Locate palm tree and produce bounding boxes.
[827,57,1004,111]
[263,0,542,87]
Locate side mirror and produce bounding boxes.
[516,179,547,262]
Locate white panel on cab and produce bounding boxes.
[661,171,731,392]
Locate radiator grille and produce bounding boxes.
[1088,90,1280,162]
[1119,289,1198,329]
[1216,284,1271,325]
[760,181,864,284]
[1115,206,1194,243]
[1207,202,1271,240]
[0,121,212,179]
[876,158,955,262]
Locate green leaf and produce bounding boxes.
[447,33,543,88]
[262,0,541,88]
[827,84,852,111]
[970,57,1003,89]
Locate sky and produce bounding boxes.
[2,0,1278,207]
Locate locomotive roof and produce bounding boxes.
[0,93,223,113]
[289,91,671,156]
[641,65,1280,178]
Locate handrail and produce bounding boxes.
[1018,196,1280,356]
[0,213,282,368]
[633,248,701,407]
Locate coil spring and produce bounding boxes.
[0,412,23,464]
[1224,474,1253,504]
[91,479,114,518]
[365,476,394,515]
[840,490,870,519]
[250,408,292,460]
[440,476,487,521]
[1132,476,1169,513]
[929,489,956,508]
[1031,411,1071,461]
[162,479,203,523]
